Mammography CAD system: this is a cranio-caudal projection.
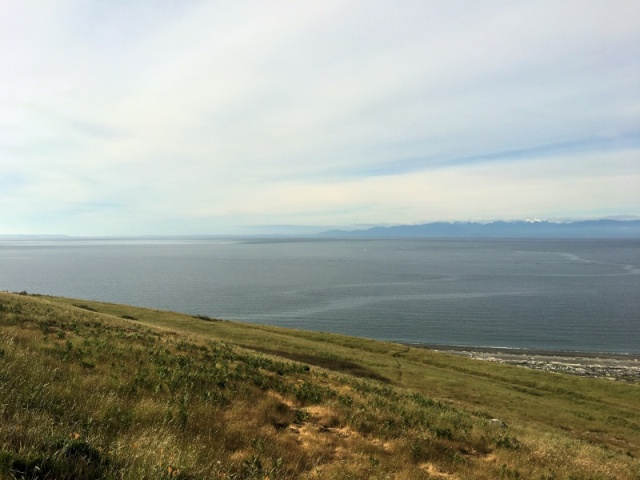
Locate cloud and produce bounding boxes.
[191,148,639,226]
[0,0,639,234]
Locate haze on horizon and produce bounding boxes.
[1,1,639,236]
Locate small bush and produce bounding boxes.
[497,434,522,450]
[193,314,218,322]
[258,397,296,430]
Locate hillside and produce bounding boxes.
[1,292,639,479]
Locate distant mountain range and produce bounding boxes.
[320,219,640,239]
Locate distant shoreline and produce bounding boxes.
[406,343,640,360]
[406,343,640,382]
[320,219,640,239]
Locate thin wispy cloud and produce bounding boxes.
[1,1,639,234]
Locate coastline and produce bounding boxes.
[407,344,640,383]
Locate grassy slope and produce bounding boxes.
[1,292,639,479]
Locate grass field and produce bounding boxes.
[1,291,639,479]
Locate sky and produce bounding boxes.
[1,1,639,235]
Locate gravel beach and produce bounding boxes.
[418,345,640,383]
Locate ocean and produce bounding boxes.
[0,237,638,354]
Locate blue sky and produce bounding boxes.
[1,1,639,235]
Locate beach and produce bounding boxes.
[421,345,640,383]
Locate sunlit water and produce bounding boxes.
[1,238,638,353]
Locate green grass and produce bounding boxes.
[1,291,639,479]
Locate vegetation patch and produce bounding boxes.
[1,292,639,479]
[240,344,390,382]
[192,314,220,322]
[73,303,98,312]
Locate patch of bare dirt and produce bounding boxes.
[420,462,456,479]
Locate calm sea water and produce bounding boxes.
[1,238,638,354]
